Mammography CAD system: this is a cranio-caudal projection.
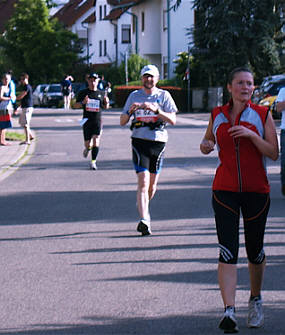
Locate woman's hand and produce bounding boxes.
[228,125,257,139]
[200,138,215,154]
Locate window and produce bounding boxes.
[163,10,167,30]
[132,15,136,34]
[104,5,107,17]
[104,40,107,56]
[122,24,131,43]
[99,40,102,57]
[141,12,145,32]
[99,5,102,20]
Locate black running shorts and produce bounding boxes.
[131,138,165,174]
[83,118,102,140]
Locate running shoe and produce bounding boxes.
[137,220,151,236]
[83,147,90,158]
[247,297,264,328]
[90,161,97,170]
[219,306,239,333]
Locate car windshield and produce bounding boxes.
[48,85,61,93]
[40,85,47,92]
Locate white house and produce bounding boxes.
[54,0,194,78]
[104,0,194,79]
[53,0,132,68]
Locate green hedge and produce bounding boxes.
[114,85,187,112]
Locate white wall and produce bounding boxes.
[131,0,194,79]
[130,1,162,71]
[168,0,193,77]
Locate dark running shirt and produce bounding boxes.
[61,79,72,95]
[21,84,33,108]
[76,88,105,120]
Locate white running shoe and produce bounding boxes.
[219,306,239,333]
[247,297,264,328]
[90,161,97,170]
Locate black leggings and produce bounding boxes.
[212,191,270,265]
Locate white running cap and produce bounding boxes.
[140,64,160,77]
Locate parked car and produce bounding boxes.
[42,84,63,108]
[253,74,285,103]
[32,84,48,106]
[258,79,285,119]
[72,82,84,96]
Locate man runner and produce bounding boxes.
[74,73,109,170]
[120,64,177,236]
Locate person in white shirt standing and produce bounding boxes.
[276,87,285,196]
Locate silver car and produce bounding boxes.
[33,84,48,106]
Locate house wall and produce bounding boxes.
[72,0,132,67]
[131,0,162,73]
[167,0,194,78]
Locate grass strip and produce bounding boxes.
[6,131,25,141]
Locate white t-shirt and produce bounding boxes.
[123,87,178,142]
[276,87,285,130]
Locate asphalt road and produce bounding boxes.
[0,108,284,335]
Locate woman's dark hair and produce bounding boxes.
[228,67,253,84]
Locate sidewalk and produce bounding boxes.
[0,127,35,182]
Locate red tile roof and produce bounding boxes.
[107,0,144,5]
[0,0,18,34]
[105,0,145,20]
[53,0,96,27]
[82,12,96,24]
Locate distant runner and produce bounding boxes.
[74,73,109,170]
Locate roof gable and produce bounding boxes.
[105,0,145,20]
[53,0,96,27]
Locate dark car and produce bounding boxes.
[42,84,63,108]
[71,82,84,96]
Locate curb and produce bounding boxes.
[0,135,36,182]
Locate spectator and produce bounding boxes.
[16,73,34,145]
[61,75,73,109]
[0,73,14,146]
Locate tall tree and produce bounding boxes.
[0,0,82,84]
[174,0,284,86]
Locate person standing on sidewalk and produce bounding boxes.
[276,87,285,196]
[0,73,14,145]
[200,67,279,333]
[74,73,109,170]
[16,73,34,145]
[120,64,177,236]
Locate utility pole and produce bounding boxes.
[187,45,191,113]
[125,50,128,85]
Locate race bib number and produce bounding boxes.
[86,99,100,112]
[135,109,158,123]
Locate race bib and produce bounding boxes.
[135,109,158,123]
[86,99,100,112]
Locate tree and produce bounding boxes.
[173,0,284,86]
[0,0,82,84]
[118,54,149,84]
